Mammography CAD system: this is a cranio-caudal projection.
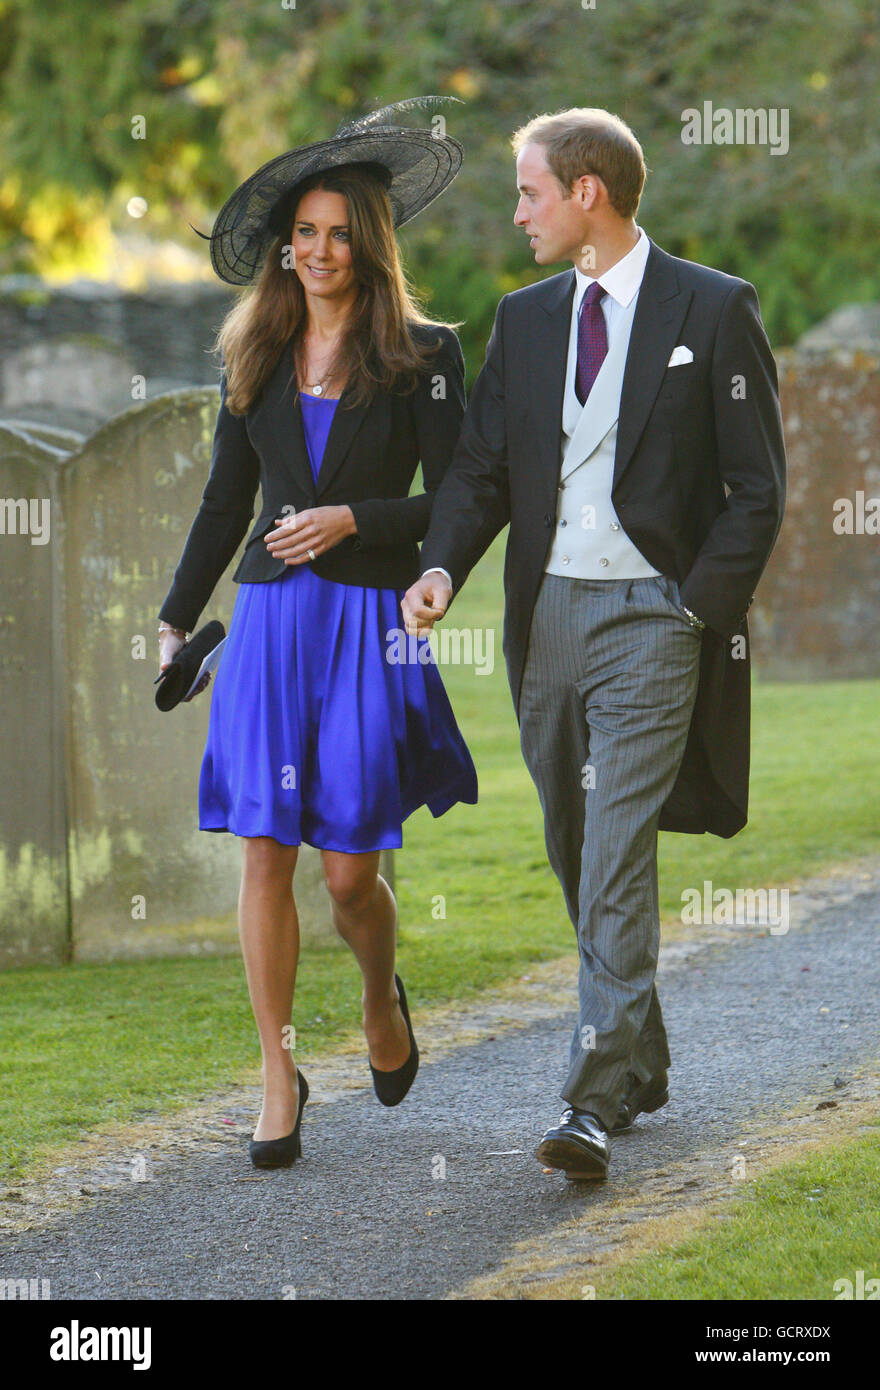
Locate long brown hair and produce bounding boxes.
[214,163,458,414]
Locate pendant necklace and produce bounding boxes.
[302,341,336,396]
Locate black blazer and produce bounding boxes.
[158,322,465,634]
[420,239,787,837]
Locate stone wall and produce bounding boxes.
[0,276,234,435]
[751,347,880,679]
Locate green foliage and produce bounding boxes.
[1,2,878,350]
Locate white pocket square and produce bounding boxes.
[667,345,694,367]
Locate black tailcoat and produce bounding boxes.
[420,241,787,837]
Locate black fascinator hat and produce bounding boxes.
[192,95,464,286]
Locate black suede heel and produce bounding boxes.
[370,975,419,1107]
[249,1069,309,1168]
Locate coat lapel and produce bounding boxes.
[258,340,315,500]
[527,242,693,496]
[259,337,371,501]
[312,374,371,497]
[529,270,576,493]
[613,241,692,489]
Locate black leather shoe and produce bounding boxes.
[370,974,419,1107]
[536,1107,609,1180]
[610,1070,669,1135]
[249,1069,309,1169]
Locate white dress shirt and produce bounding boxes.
[566,224,649,413]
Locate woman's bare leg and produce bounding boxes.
[322,850,411,1070]
[239,836,301,1140]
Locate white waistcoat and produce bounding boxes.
[544,287,660,580]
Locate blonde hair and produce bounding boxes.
[511,108,646,218]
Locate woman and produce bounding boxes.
[156,101,476,1169]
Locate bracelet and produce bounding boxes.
[680,604,706,631]
[158,622,188,640]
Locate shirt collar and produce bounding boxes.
[573,225,650,311]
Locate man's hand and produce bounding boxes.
[401,573,452,636]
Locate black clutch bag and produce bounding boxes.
[154,620,226,712]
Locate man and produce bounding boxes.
[402,108,786,1181]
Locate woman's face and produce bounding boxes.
[290,188,358,301]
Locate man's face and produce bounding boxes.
[513,142,588,266]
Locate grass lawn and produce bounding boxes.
[598,1124,880,1300]
[2,534,879,1179]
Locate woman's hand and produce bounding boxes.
[264,505,357,564]
[157,628,211,700]
[159,629,186,672]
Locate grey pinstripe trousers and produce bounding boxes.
[518,572,702,1129]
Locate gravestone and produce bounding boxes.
[0,425,69,965]
[0,388,391,966]
[61,388,392,960]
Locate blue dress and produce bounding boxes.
[198,392,478,852]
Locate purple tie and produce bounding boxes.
[575,281,608,405]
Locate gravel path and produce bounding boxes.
[2,871,878,1300]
